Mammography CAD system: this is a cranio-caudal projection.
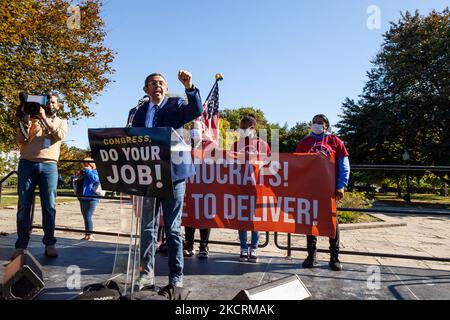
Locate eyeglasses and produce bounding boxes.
[147,80,166,87]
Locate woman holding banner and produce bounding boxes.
[295,114,350,271]
[183,120,217,259]
[231,114,271,263]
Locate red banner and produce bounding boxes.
[182,152,337,238]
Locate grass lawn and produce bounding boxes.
[0,194,78,208]
[337,192,449,223]
[374,193,450,210]
[0,187,17,196]
[336,191,450,223]
[337,211,381,224]
[1,187,74,195]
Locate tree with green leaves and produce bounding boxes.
[337,9,450,191]
[280,122,310,153]
[220,107,269,131]
[0,151,20,176]
[0,0,115,151]
[219,107,268,150]
[220,107,310,152]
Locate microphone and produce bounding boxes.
[138,95,150,105]
[127,95,150,127]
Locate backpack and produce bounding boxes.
[72,176,84,196]
[74,280,122,300]
[121,286,191,300]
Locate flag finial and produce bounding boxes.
[215,73,224,81]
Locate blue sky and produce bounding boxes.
[65,0,449,149]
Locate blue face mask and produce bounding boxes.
[311,124,324,135]
[239,128,254,138]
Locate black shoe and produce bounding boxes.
[45,245,58,258]
[198,246,209,259]
[158,284,175,299]
[302,252,317,268]
[329,256,343,271]
[11,248,24,261]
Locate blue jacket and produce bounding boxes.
[81,168,100,202]
[126,88,203,181]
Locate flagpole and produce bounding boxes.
[204,73,223,102]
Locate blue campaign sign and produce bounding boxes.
[88,127,173,198]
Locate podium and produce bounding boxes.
[88,127,191,297]
[88,127,192,198]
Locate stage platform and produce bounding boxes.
[1,234,449,300]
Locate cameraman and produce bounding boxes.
[12,92,68,260]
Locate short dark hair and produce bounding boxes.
[312,114,329,129]
[144,73,166,87]
[48,92,59,100]
[241,114,257,127]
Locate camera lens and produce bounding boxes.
[24,102,41,115]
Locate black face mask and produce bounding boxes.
[45,107,57,116]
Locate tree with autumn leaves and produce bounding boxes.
[0,0,115,151]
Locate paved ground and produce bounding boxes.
[3,234,449,300]
[1,199,449,271]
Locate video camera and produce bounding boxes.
[18,92,49,116]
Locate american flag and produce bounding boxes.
[200,80,220,144]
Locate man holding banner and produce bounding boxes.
[296,114,350,271]
[126,70,202,292]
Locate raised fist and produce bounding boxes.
[178,69,193,89]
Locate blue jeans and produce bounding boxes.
[80,200,99,233]
[16,159,58,249]
[140,180,186,286]
[239,230,260,250]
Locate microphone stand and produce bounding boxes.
[127,95,150,128]
[125,95,159,298]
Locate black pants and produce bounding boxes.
[306,221,340,256]
[184,227,211,249]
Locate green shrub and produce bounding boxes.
[338,191,373,209]
[337,191,378,224]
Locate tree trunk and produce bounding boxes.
[441,183,449,197]
[396,178,402,198]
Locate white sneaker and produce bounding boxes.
[239,248,249,262]
[248,249,259,263]
[135,274,155,291]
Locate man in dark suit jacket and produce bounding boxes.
[127,70,202,292]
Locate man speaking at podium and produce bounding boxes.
[126,70,202,293]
